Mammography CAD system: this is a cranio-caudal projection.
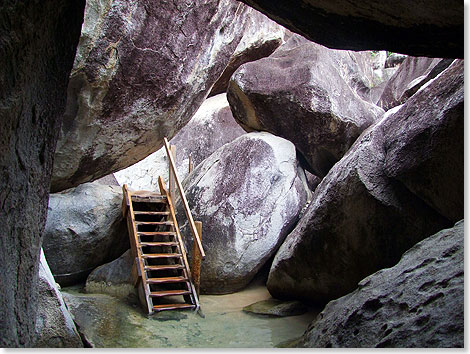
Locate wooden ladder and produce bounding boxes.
[122,177,200,314]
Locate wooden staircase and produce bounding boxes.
[122,177,200,314]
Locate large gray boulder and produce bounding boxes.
[383,60,464,223]
[63,293,123,348]
[85,249,135,299]
[237,0,463,58]
[297,220,464,348]
[51,0,251,192]
[43,182,129,286]
[0,0,84,347]
[114,93,245,191]
[209,7,289,96]
[378,56,453,110]
[227,35,383,177]
[34,250,83,348]
[267,60,463,304]
[177,132,309,294]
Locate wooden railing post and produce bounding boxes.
[192,221,203,296]
[168,144,176,202]
[188,155,193,174]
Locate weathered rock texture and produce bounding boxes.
[34,250,83,348]
[177,132,308,294]
[385,53,408,68]
[378,57,453,110]
[227,35,383,177]
[85,249,135,299]
[383,60,464,223]
[51,0,250,192]
[209,7,289,96]
[94,173,120,186]
[238,0,463,58]
[43,182,129,286]
[297,220,464,348]
[267,60,463,304]
[0,0,85,347]
[115,93,245,190]
[63,293,124,348]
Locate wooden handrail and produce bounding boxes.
[163,137,205,259]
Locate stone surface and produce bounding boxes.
[383,60,464,223]
[243,298,308,317]
[63,293,124,348]
[378,56,453,110]
[297,220,464,348]
[34,250,83,348]
[51,0,251,192]
[385,53,407,68]
[0,0,85,347]
[43,182,129,286]
[267,77,455,303]
[238,0,463,58]
[114,93,245,191]
[85,249,136,299]
[227,34,383,177]
[94,173,120,186]
[209,7,289,96]
[177,132,308,294]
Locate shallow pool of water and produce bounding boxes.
[63,280,318,348]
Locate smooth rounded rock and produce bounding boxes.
[177,132,309,294]
[43,182,129,286]
[51,0,251,192]
[267,62,462,304]
[228,34,384,177]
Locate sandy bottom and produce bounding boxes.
[63,280,318,348]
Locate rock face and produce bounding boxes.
[114,94,245,191]
[34,250,83,348]
[63,293,124,348]
[297,220,464,348]
[378,56,453,110]
[227,35,383,177]
[267,61,463,304]
[43,182,129,286]
[51,0,251,192]
[85,249,135,299]
[383,60,464,223]
[237,0,463,58]
[209,8,289,96]
[385,53,408,68]
[177,132,308,294]
[0,0,85,347]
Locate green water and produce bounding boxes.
[63,282,318,348]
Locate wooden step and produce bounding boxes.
[142,253,182,259]
[133,211,170,216]
[132,195,167,203]
[150,289,191,297]
[144,264,184,271]
[153,303,195,312]
[139,241,178,247]
[137,231,176,236]
[147,276,188,284]
[135,221,173,226]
